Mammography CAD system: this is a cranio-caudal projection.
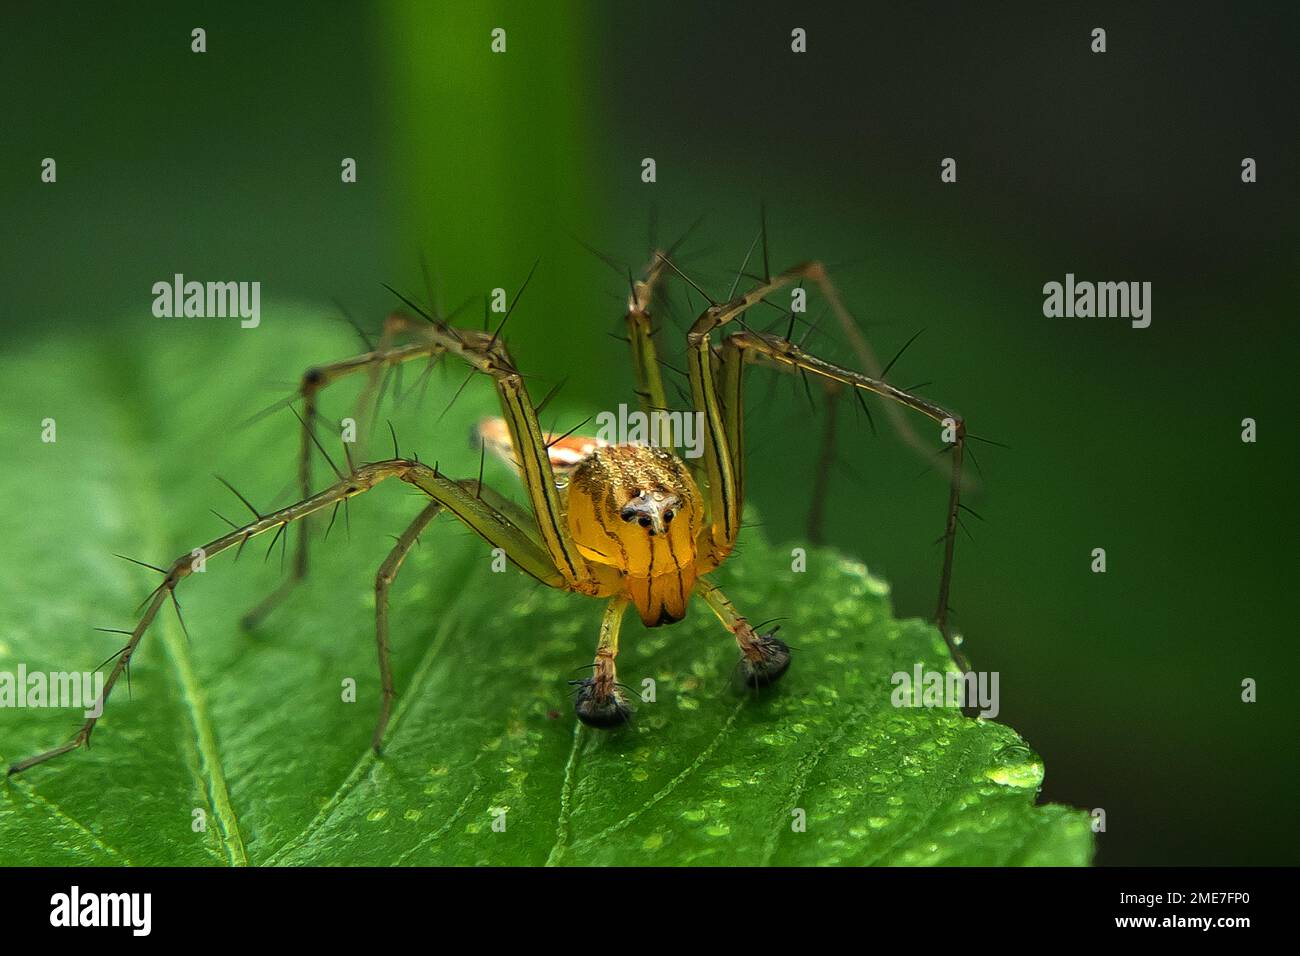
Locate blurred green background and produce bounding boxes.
[2,1,1296,865]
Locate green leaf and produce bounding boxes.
[0,312,1093,866]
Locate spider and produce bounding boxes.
[8,250,970,775]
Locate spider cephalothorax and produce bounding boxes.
[11,250,970,776]
[566,443,703,627]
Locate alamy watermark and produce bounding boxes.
[151,273,260,328]
[50,886,151,936]
[891,664,999,718]
[593,404,705,459]
[0,665,104,718]
[1042,274,1151,328]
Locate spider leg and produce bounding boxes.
[694,577,791,688]
[8,459,567,777]
[363,295,598,593]
[353,312,429,451]
[247,288,599,626]
[624,254,675,448]
[686,261,889,560]
[730,329,971,672]
[463,333,597,595]
[806,385,841,545]
[683,262,972,672]
[371,474,557,752]
[572,595,632,727]
[753,259,940,471]
[373,499,442,753]
[243,313,444,629]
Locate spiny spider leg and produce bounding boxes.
[373,475,554,751]
[7,459,566,777]
[624,253,675,448]
[243,319,445,629]
[695,578,791,688]
[682,261,972,672]
[762,260,942,476]
[732,329,970,672]
[246,294,599,628]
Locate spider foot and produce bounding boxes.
[735,630,792,689]
[571,677,632,728]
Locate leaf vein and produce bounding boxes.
[7,778,135,865]
[566,699,747,854]
[758,705,866,866]
[544,722,584,866]
[266,606,466,864]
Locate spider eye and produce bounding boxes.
[620,507,636,522]
[663,510,674,523]
[638,516,651,528]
